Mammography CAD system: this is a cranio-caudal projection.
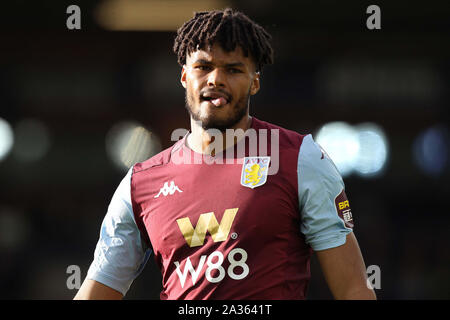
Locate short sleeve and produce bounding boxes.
[297,134,353,251]
[86,167,152,296]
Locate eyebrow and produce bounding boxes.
[193,59,246,69]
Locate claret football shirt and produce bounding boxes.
[86,117,353,299]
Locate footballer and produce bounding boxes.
[75,8,376,300]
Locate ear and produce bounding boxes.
[250,72,260,95]
[180,65,187,88]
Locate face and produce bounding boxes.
[181,43,260,132]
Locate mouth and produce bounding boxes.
[200,91,231,107]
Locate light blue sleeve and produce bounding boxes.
[297,134,353,251]
[86,167,152,296]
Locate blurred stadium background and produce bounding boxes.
[0,0,449,299]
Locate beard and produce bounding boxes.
[185,88,250,132]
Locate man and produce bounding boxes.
[75,8,376,300]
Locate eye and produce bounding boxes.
[195,65,212,71]
[228,68,242,74]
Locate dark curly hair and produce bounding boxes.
[173,8,274,72]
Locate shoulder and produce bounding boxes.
[298,134,322,163]
[252,117,308,150]
[298,134,341,177]
[133,137,185,174]
[297,134,344,197]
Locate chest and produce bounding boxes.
[135,157,299,262]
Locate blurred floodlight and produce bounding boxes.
[354,123,389,178]
[315,122,360,177]
[0,117,14,162]
[413,125,448,176]
[96,0,230,31]
[12,118,51,162]
[316,121,389,178]
[106,121,162,171]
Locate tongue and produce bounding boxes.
[211,97,227,106]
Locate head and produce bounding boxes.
[173,8,274,132]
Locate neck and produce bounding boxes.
[187,115,252,156]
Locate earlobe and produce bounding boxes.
[180,66,187,88]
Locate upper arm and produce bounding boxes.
[296,136,375,299]
[297,134,353,251]
[80,167,152,298]
[315,232,376,299]
[74,279,123,300]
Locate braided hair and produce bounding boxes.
[173,8,274,72]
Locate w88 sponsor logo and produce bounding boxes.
[174,248,249,288]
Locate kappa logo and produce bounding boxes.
[176,208,238,247]
[154,181,182,198]
[318,144,331,161]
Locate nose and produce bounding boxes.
[207,68,225,88]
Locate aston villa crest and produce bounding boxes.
[240,156,270,189]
